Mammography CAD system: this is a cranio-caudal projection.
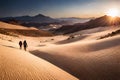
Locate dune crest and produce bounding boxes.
[30,32,120,80]
[0,45,78,80]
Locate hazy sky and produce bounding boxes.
[0,0,120,18]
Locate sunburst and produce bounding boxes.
[106,8,119,17]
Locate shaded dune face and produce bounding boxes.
[0,45,78,80]
[30,35,120,80]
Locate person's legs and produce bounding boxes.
[24,46,26,51]
[19,45,22,49]
[20,45,22,49]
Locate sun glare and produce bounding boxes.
[106,8,119,17]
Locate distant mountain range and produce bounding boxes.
[0,14,92,29]
[55,15,120,34]
[0,14,58,23]
[1,14,119,35]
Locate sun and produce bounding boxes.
[106,8,119,17]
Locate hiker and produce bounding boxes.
[19,41,22,49]
[23,40,28,51]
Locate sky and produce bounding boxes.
[0,0,120,18]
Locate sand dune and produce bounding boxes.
[0,21,38,30]
[0,21,53,37]
[0,44,78,80]
[0,21,28,29]
[0,21,120,80]
[30,30,120,80]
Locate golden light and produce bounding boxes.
[106,8,119,17]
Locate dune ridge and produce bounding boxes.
[0,21,120,80]
[30,33,120,80]
[0,44,78,80]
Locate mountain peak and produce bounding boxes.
[34,14,46,17]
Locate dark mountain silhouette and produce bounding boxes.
[0,14,75,29]
[55,15,120,34]
[0,14,93,28]
[0,14,58,23]
[0,14,62,30]
[0,14,94,31]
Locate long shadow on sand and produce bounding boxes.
[30,50,79,78]
[30,50,120,80]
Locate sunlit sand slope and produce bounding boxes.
[0,45,78,80]
[31,35,120,80]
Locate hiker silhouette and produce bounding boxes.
[23,40,28,51]
[19,41,22,49]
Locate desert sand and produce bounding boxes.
[0,21,28,29]
[30,26,120,80]
[0,45,78,80]
[0,21,120,80]
[0,22,78,80]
